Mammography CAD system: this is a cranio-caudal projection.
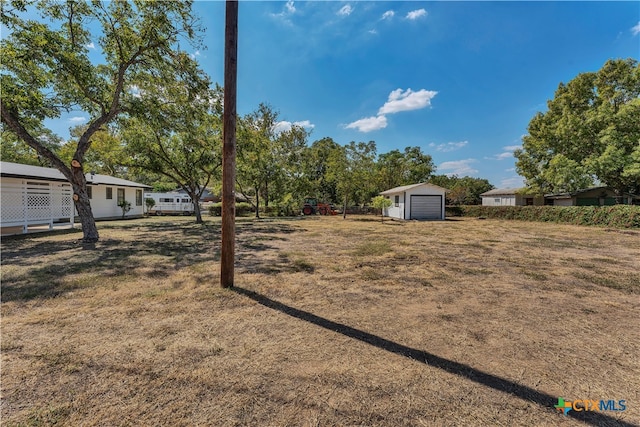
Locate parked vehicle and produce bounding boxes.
[143,192,196,215]
[301,198,337,215]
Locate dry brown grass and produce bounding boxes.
[1,215,639,426]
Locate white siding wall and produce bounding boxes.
[89,184,144,219]
[482,195,516,206]
[384,193,405,219]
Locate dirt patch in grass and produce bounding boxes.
[2,216,639,426]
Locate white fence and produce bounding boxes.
[1,179,75,235]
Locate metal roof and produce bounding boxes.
[543,186,610,198]
[380,182,448,195]
[1,161,151,188]
[480,188,524,196]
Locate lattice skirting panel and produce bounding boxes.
[1,179,74,234]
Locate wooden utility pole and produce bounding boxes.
[220,0,238,288]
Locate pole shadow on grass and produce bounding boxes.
[231,286,635,427]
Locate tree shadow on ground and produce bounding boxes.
[1,220,305,302]
[231,286,635,427]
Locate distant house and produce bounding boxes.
[175,188,217,202]
[1,161,150,236]
[480,188,543,206]
[544,186,638,206]
[380,183,448,220]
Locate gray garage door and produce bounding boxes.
[410,195,442,220]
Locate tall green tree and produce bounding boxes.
[297,137,342,204]
[0,0,204,242]
[1,126,63,166]
[328,141,377,218]
[515,58,640,199]
[237,104,309,217]
[59,125,128,177]
[377,146,435,190]
[429,175,494,205]
[122,83,221,224]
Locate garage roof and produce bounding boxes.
[380,182,448,195]
[480,188,524,196]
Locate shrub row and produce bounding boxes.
[445,205,640,228]
[207,202,299,217]
[208,202,254,217]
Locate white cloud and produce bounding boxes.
[270,0,296,23]
[486,145,520,160]
[345,115,387,132]
[294,120,314,129]
[429,141,468,152]
[190,50,201,60]
[406,9,427,20]
[368,29,378,35]
[632,21,640,36]
[438,159,478,176]
[378,88,438,115]
[85,42,95,49]
[346,87,437,133]
[381,10,395,20]
[273,120,315,133]
[337,4,353,16]
[285,0,296,14]
[68,116,87,124]
[495,152,513,160]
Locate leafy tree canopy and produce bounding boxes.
[1,0,206,241]
[515,58,640,197]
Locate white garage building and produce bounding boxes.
[380,183,448,220]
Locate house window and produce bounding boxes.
[182,199,190,203]
[494,198,501,203]
[87,186,92,199]
[525,198,534,206]
[136,190,143,206]
[117,188,125,204]
[160,198,173,203]
[394,195,399,207]
[106,187,113,199]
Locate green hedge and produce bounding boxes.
[208,202,254,217]
[208,202,298,217]
[445,205,640,228]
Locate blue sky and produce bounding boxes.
[57,1,640,188]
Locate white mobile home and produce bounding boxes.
[1,161,150,236]
[380,183,448,220]
[143,192,196,215]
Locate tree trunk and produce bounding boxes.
[70,176,99,243]
[194,202,203,223]
[188,190,203,223]
[342,194,348,219]
[254,186,260,218]
[71,163,100,243]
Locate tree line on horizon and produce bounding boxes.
[2,0,637,243]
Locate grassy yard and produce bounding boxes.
[1,216,639,426]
